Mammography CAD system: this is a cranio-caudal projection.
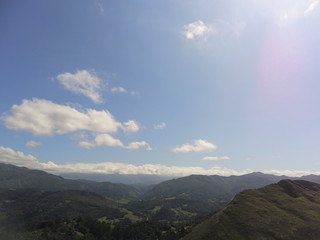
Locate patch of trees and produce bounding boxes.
[13,217,191,240]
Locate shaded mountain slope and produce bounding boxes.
[182,180,320,240]
[0,163,139,200]
[0,188,125,228]
[143,173,285,201]
[134,173,286,220]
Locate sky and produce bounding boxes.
[1,0,320,177]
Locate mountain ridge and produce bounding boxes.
[182,179,320,240]
[0,163,139,200]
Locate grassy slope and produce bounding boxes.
[182,180,320,240]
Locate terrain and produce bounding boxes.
[0,163,140,200]
[2,163,320,239]
[182,180,320,240]
[0,163,292,222]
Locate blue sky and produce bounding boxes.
[1,0,320,176]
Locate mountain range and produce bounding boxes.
[0,163,139,200]
[2,162,320,222]
[2,163,320,239]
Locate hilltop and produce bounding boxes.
[182,180,320,240]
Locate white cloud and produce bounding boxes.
[183,20,214,41]
[304,0,320,16]
[111,87,139,96]
[25,141,41,148]
[172,139,217,153]
[122,120,140,133]
[277,0,320,25]
[111,87,127,93]
[2,98,121,136]
[78,134,151,150]
[57,70,103,103]
[125,141,152,151]
[79,134,124,149]
[2,99,147,150]
[203,156,230,161]
[154,122,166,130]
[1,146,320,177]
[130,91,139,96]
[0,146,41,168]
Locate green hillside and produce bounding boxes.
[136,173,286,221]
[0,188,126,227]
[0,163,139,200]
[182,180,320,240]
[143,173,285,201]
[0,188,188,240]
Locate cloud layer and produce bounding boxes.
[57,70,103,103]
[172,139,217,153]
[0,146,318,177]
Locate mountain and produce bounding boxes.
[299,174,320,183]
[132,173,287,221]
[0,188,124,227]
[182,180,320,240]
[4,162,320,223]
[143,172,285,201]
[0,188,185,240]
[60,172,174,185]
[0,163,139,200]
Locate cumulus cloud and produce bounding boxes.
[154,122,166,130]
[78,134,151,150]
[2,99,149,150]
[2,146,320,177]
[1,98,121,136]
[57,70,103,103]
[111,87,127,93]
[0,146,41,168]
[78,134,124,149]
[202,156,230,161]
[183,20,214,41]
[172,139,217,153]
[122,120,140,133]
[125,141,152,150]
[25,141,41,148]
[304,0,320,16]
